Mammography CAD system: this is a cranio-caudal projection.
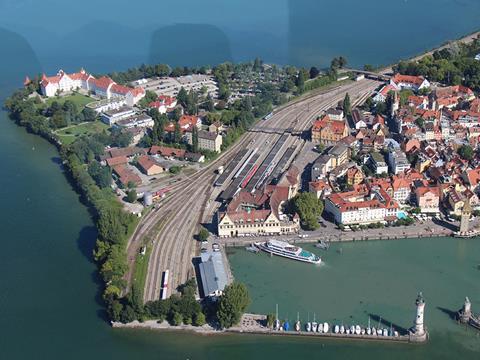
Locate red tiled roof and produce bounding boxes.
[137,155,159,171]
[106,156,128,167]
[391,74,425,86]
[149,145,186,158]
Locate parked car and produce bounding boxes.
[212,243,220,252]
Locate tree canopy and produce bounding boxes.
[216,282,250,328]
[290,192,324,230]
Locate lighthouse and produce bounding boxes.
[414,292,425,336]
[459,297,472,323]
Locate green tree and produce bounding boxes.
[458,144,474,160]
[291,192,324,230]
[88,161,112,188]
[216,282,250,328]
[198,227,209,242]
[171,311,183,326]
[343,93,351,116]
[82,107,97,122]
[174,122,182,144]
[296,69,307,93]
[193,311,206,326]
[127,189,137,203]
[192,126,199,153]
[177,87,188,107]
[266,313,275,328]
[309,66,320,79]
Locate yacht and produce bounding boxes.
[255,240,321,264]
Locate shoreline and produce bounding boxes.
[112,314,425,344]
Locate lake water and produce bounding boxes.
[1,1,480,358]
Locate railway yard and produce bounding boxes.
[125,78,381,303]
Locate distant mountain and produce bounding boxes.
[0,27,42,91]
[149,24,233,67]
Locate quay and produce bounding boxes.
[113,294,429,344]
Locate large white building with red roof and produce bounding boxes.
[40,68,145,106]
[390,74,430,91]
[325,187,399,225]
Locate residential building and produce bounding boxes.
[414,186,440,213]
[309,179,332,199]
[112,165,142,187]
[326,108,344,121]
[148,95,177,114]
[346,166,364,186]
[311,155,334,181]
[325,188,399,225]
[186,130,223,153]
[368,152,388,175]
[387,149,410,174]
[311,115,348,145]
[373,84,396,103]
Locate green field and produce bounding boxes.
[56,121,110,145]
[45,93,94,109]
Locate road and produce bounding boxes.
[125,78,381,303]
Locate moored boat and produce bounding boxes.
[306,322,311,332]
[340,325,345,334]
[334,325,339,334]
[323,322,329,333]
[255,240,321,264]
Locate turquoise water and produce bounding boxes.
[2,1,480,358]
[228,237,480,358]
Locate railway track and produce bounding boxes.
[134,79,381,302]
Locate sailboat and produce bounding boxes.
[367,317,372,335]
[334,324,340,334]
[340,322,345,334]
[274,304,280,331]
[312,313,318,332]
[295,312,301,332]
[323,322,329,333]
[305,312,311,332]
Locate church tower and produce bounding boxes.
[459,199,472,234]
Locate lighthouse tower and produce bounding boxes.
[414,292,426,336]
[459,297,472,323]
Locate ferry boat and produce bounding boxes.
[255,240,321,264]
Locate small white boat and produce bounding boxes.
[360,328,365,335]
[372,327,377,336]
[382,329,388,336]
[274,319,280,331]
[350,325,355,334]
[318,324,323,333]
[334,325,340,334]
[312,322,318,332]
[295,321,301,332]
[306,322,311,332]
[394,331,399,337]
[323,322,329,333]
[340,325,345,334]
[346,328,351,334]
[355,325,361,335]
[367,327,371,335]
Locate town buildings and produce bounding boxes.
[311,115,348,145]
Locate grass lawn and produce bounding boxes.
[45,93,94,109]
[56,121,110,145]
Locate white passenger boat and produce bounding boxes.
[255,240,321,264]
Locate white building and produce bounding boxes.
[390,74,430,91]
[186,130,223,153]
[325,189,398,226]
[116,114,154,129]
[40,68,145,106]
[40,69,94,97]
[100,106,136,125]
[368,152,388,175]
[387,149,410,174]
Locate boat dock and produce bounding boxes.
[226,314,426,343]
